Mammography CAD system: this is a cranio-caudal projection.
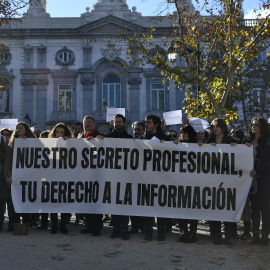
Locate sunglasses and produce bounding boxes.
[1,133,11,137]
[169,135,177,138]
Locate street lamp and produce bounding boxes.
[24,113,31,127]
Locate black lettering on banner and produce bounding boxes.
[196,152,201,173]
[59,148,68,169]
[42,148,50,168]
[124,183,132,205]
[58,182,67,203]
[202,187,211,209]
[130,149,139,170]
[103,182,111,203]
[81,148,89,168]
[97,147,105,168]
[114,148,122,170]
[227,188,236,211]
[216,183,226,210]
[137,183,141,205]
[143,149,152,171]
[168,185,177,207]
[178,186,191,208]
[41,181,50,202]
[153,150,161,171]
[105,147,114,169]
[211,152,220,174]
[141,184,150,205]
[75,182,84,203]
[51,181,58,203]
[123,148,130,170]
[171,151,179,172]
[28,181,37,202]
[187,151,196,173]
[25,148,34,168]
[201,152,211,174]
[221,153,230,174]
[51,148,58,169]
[90,147,97,169]
[20,181,27,202]
[212,187,216,210]
[116,182,122,204]
[179,151,187,172]
[92,181,99,203]
[34,148,42,168]
[16,148,25,168]
[84,181,92,203]
[69,148,77,169]
[230,153,238,175]
[192,186,201,209]
[158,185,167,207]
[150,184,158,206]
[162,150,171,172]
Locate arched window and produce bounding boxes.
[102,74,120,110]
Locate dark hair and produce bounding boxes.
[72,121,83,129]
[210,118,229,143]
[145,114,161,127]
[132,121,145,130]
[247,117,270,141]
[234,130,245,142]
[0,128,12,135]
[180,125,197,143]
[83,116,95,124]
[114,114,126,123]
[48,123,73,138]
[9,121,36,148]
[40,130,50,138]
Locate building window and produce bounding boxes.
[253,88,262,107]
[102,74,120,110]
[58,84,72,111]
[151,83,164,110]
[55,47,75,66]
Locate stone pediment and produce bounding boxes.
[78,15,144,35]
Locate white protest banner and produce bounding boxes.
[11,138,253,222]
[0,119,18,131]
[163,110,182,126]
[189,117,209,131]
[106,108,125,122]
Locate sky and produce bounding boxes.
[44,0,267,19]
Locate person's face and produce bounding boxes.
[251,120,260,135]
[55,127,65,138]
[212,122,223,136]
[133,124,144,138]
[1,131,11,144]
[197,131,206,143]
[180,132,189,141]
[16,124,26,137]
[168,131,177,141]
[73,124,83,136]
[84,118,96,133]
[114,117,125,131]
[145,118,158,134]
[34,126,41,134]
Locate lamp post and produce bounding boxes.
[24,113,31,127]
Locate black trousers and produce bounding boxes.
[85,213,103,233]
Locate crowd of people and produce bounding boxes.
[0,113,270,247]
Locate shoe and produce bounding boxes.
[128,228,139,234]
[80,227,92,234]
[183,232,197,243]
[250,231,260,245]
[59,223,68,234]
[157,233,165,241]
[121,232,130,240]
[144,234,153,241]
[21,223,28,235]
[240,232,251,240]
[178,230,189,242]
[8,223,14,232]
[92,231,101,237]
[37,224,48,230]
[14,223,21,235]
[51,226,58,234]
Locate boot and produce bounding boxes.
[261,231,269,246]
[250,230,260,245]
[183,230,197,243]
[224,233,232,245]
[178,230,189,242]
[14,223,21,235]
[213,232,222,245]
[21,223,28,235]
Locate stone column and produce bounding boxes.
[80,75,95,117]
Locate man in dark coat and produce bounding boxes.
[106,114,133,240]
[139,114,171,241]
[79,115,104,236]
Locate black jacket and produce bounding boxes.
[106,130,133,139]
[139,128,170,141]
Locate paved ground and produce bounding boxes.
[0,215,269,270]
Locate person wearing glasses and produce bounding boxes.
[132,121,145,139]
[243,117,270,245]
[166,130,178,141]
[0,128,13,231]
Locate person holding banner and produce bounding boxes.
[107,114,133,240]
[206,118,237,245]
[4,122,36,235]
[139,114,171,241]
[78,115,104,237]
[48,123,73,234]
[177,125,199,243]
[243,117,270,245]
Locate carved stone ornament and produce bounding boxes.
[81,77,95,85]
[100,44,122,62]
[37,78,49,85]
[57,112,72,119]
[128,77,141,85]
[24,45,33,64]
[55,46,75,66]
[21,78,36,86]
[38,45,46,63]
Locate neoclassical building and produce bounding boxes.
[0,0,268,131]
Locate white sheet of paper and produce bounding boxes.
[151,136,160,141]
[163,110,182,126]
[268,118,270,124]
[0,119,18,131]
[189,117,209,131]
[30,127,35,131]
[106,108,125,122]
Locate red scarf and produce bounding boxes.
[84,128,97,138]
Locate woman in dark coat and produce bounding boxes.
[243,117,270,245]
